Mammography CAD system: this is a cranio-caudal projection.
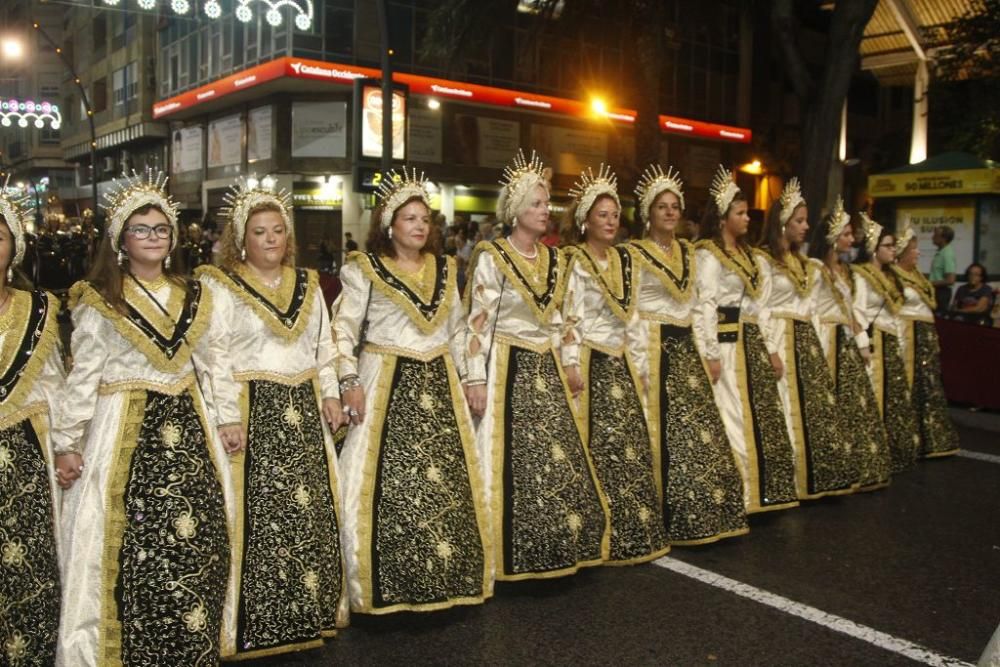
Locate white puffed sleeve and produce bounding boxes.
[625,307,648,385]
[756,256,780,356]
[464,251,503,384]
[330,261,369,379]
[693,249,721,360]
[313,289,340,400]
[194,283,242,426]
[446,282,470,381]
[852,272,872,351]
[560,260,586,368]
[49,304,108,455]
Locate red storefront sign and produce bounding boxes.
[153,56,751,144]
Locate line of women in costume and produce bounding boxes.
[0,151,957,665]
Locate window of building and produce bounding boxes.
[93,77,107,113]
[113,66,126,107]
[93,15,107,58]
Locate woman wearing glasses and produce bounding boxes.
[52,171,241,667]
[852,214,920,474]
[197,177,348,657]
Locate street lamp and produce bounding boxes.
[2,28,102,233]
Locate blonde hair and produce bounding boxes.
[218,202,297,270]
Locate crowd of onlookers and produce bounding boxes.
[928,225,996,326]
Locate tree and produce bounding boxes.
[771,0,878,232]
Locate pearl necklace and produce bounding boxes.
[262,274,283,290]
[507,237,538,260]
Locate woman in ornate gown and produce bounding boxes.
[52,170,240,667]
[626,165,747,544]
[558,165,669,563]
[891,224,960,459]
[197,177,348,658]
[463,151,609,581]
[694,166,798,515]
[852,214,921,474]
[757,180,856,499]
[0,186,65,665]
[808,198,891,490]
[333,168,491,613]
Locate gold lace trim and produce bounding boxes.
[69,280,213,374]
[628,238,694,303]
[123,278,187,339]
[352,253,456,335]
[892,266,936,310]
[854,264,904,314]
[694,240,762,299]
[232,368,317,386]
[196,265,318,343]
[98,375,195,396]
[363,343,449,363]
[465,239,567,325]
[0,290,61,417]
[765,252,815,297]
[0,401,47,431]
[568,244,636,322]
[818,263,852,323]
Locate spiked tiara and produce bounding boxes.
[858,211,883,255]
[375,167,432,229]
[220,174,294,249]
[496,149,547,225]
[569,163,619,231]
[103,169,179,252]
[778,177,806,227]
[709,165,740,216]
[634,164,684,223]
[825,195,851,244]
[894,219,915,258]
[0,176,33,269]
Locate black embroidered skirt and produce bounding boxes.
[229,378,346,658]
[579,347,668,563]
[909,321,959,458]
[0,415,60,666]
[877,332,921,473]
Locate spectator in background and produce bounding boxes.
[540,217,560,246]
[949,262,993,326]
[478,218,497,243]
[930,226,957,315]
[345,231,359,253]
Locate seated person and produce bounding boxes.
[949,262,994,325]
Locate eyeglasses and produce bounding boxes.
[125,224,173,240]
[878,242,895,249]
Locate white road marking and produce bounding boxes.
[654,556,974,667]
[957,450,1000,465]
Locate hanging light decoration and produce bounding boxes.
[0,99,62,130]
[94,0,313,28]
[236,0,314,30]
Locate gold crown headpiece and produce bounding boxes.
[894,219,915,258]
[569,163,619,232]
[858,211,883,255]
[779,177,806,227]
[709,165,740,216]
[634,164,684,224]
[220,174,293,248]
[375,167,432,229]
[825,195,851,244]
[497,149,547,225]
[103,168,179,253]
[0,176,34,269]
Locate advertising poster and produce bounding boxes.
[247,106,273,162]
[361,85,406,160]
[292,101,347,158]
[171,126,203,174]
[529,124,607,176]
[408,107,442,164]
[896,197,976,274]
[453,115,520,169]
[207,114,243,167]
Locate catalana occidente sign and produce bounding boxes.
[869,168,1000,198]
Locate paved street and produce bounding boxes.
[247,409,1000,666]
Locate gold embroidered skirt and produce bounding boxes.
[654,324,748,545]
[479,342,609,580]
[712,321,798,514]
[908,321,959,458]
[339,352,492,613]
[578,347,669,563]
[874,331,921,473]
[59,388,231,667]
[832,326,891,489]
[0,414,60,665]
[781,319,858,498]
[225,379,346,659]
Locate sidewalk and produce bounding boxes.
[950,407,1000,434]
